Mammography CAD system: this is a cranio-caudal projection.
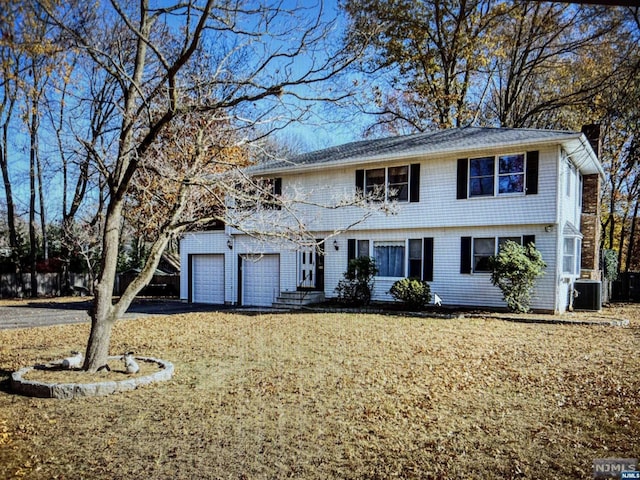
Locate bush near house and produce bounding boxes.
[389,278,431,309]
[489,240,546,313]
[335,256,378,306]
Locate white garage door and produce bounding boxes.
[192,254,224,304]
[242,255,280,307]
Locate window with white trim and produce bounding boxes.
[374,241,405,277]
[469,153,526,197]
[356,240,370,258]
[364,166,409,202]
[473,236,524,273]
[350,238,434,281]
[563,237,581,275]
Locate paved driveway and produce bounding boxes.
[0,299,230,330]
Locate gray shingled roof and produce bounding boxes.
[250,126,589,174]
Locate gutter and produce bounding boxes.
[251,135,586,176]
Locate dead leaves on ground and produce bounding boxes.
[0,307,638,479]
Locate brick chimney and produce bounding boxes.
[579,124,602,280]
[581,124,601,159]
[580,174,601,279]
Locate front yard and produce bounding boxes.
[0,306,638,479]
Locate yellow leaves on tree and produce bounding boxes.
[126,112,249,239]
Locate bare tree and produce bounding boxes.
[37,0,370,371]
[0,4,26,293]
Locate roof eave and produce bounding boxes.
[250,134,591,176]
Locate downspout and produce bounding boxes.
[554,146,564,313]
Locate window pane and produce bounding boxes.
[498,174,524,194]
[388,184,408,202]
[474,238,495,255]
[469,157,495,197]
[473,237,495,272]
[409,260,422,279]
[470,177,494,196]
[563,255,575,273]
[499,154,524,174]
[374,242,405,277]
[366,168,385,197]
[408,239,422,278]
[563,237,575,274]
[409,239,422,259]
[470,157,494,176]
[388,166,409,202]
[357,240,369,258]
[388,166,408,184]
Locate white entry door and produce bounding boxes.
[297,247,315,289]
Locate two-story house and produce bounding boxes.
[179,127,603,313]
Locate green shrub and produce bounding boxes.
[335,256,378,306]
[602,249,618,281]
[488,240,546,313]
[389,278,431,309]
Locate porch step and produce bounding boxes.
[273,291,325,309]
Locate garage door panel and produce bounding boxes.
[242,255,280,307]
[192,254,224,304]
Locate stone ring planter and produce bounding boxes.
[11,356,174,399]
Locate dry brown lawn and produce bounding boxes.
[0,305,638,479]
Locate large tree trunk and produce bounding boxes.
[625,197,640,272]
[83,200,123,371]
[1,123,23,295]
[28,94,39,298]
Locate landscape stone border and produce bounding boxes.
[11,356,174,399]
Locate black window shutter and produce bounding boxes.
[355,170,365,194]
[457,159,468,199]
[347,239,356,263]
[274,177,282,196]
[410,163,420,203]
[526,151,539,195]
[423,237,434,282]
[523,235,536,247]
[460,237,472,274]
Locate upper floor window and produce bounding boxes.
[469,157,495,197]
[499,154,525,194]
[356,164,420,203]
[457,151,538,199]
[468,153,525,198]
[237,177,282,210]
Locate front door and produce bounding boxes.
[298,246,316,289]
[297,241,325,291]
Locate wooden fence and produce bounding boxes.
[0,273,91,298]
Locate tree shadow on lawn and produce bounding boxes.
[0,368,17,395]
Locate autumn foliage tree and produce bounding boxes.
[31,0,367,371]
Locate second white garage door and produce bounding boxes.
[242,255,280,307]
[192,254,225,304]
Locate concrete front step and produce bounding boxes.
[273,291,325,309]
